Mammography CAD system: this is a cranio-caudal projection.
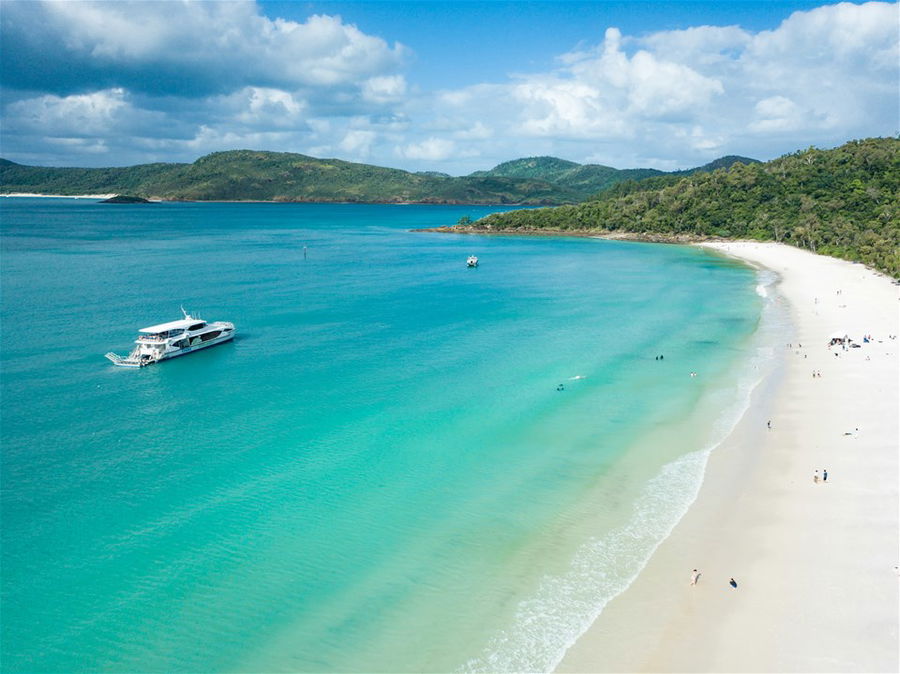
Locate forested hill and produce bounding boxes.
[468,156,663,197]
[0,151,579,205]
[468,155,757,198]
[453,138,900,277]
[1,150,756,205]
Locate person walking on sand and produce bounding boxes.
[690,569,700,585]
[729,578,737,588]
[767,420,771,429]
[823,468,828,483]
[814,470,819,484]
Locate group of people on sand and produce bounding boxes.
[690,569,737,589]
[813,468,829,484]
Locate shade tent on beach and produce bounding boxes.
[827,331,852,346]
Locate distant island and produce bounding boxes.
[4,140,894,276]
[428,138,899,277]
[0,151,755,206]
[100,195,151,204]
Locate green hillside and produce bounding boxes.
[470,156,663,198]
[1,151,757,204]
[681,155,760,175]
[0,150,578,205]
[471,154,759,200]
[452,139,900,276]
[469,156,582,180]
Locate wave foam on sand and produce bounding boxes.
[558,242,899,673]
[464,265,786,673]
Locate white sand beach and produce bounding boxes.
[1,193,118,199]
[558,242,899,673]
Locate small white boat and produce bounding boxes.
[105,308,235,367]
[467,255,478,267]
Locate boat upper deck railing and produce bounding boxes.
[137,329,187,343]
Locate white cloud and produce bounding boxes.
[640,25,751,65]
[397,137,456,161]
[406,1,897,171]
[6,88,145,135]
[230,88,307,128]
[362,75,408,104]
[513,80,613,138]
[454,122,493,141]
[25,1,409,91]
[339,129,376,156]
[749,95,805,133]
[624,51,724,117]
[0,1,896,174]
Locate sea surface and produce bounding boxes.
[1,199,773,672]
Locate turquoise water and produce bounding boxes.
[1,199,763,672]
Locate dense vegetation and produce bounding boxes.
[101,195,151,204]
[464,139,900,277]
[469,156,665,199]
[0,151,754,205]
[0,151,582,204]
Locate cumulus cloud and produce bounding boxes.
[397,137,456,161]
[339,130,377,156]
[0,1,408,96]
[362,76,408,104]
[3,88,181,142]
[0,0,410,165]
[6,89,130,135]
[414,1,898,170]
[0,1,896,173]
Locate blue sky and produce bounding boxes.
[275,1,829,88]
[1,1,897,174]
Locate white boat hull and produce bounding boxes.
[156,331,235,361]
[106,316,235,367]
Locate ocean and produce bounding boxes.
[0,199,772,672]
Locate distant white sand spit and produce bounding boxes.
[1,193,118,199]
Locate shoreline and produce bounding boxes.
[1,192,118,199]
[415,225,712,244]
[556,241,899,672]
[0,194,558,206]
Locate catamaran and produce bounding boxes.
[105,308,235,367]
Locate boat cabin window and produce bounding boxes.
[188,323,206,331]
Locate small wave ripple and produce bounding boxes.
[463,269,786,673]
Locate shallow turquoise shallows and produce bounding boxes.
[1,199,764,672]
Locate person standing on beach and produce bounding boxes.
[814,470,820,484]
[823,468,828,482]
[690,569,700,585]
